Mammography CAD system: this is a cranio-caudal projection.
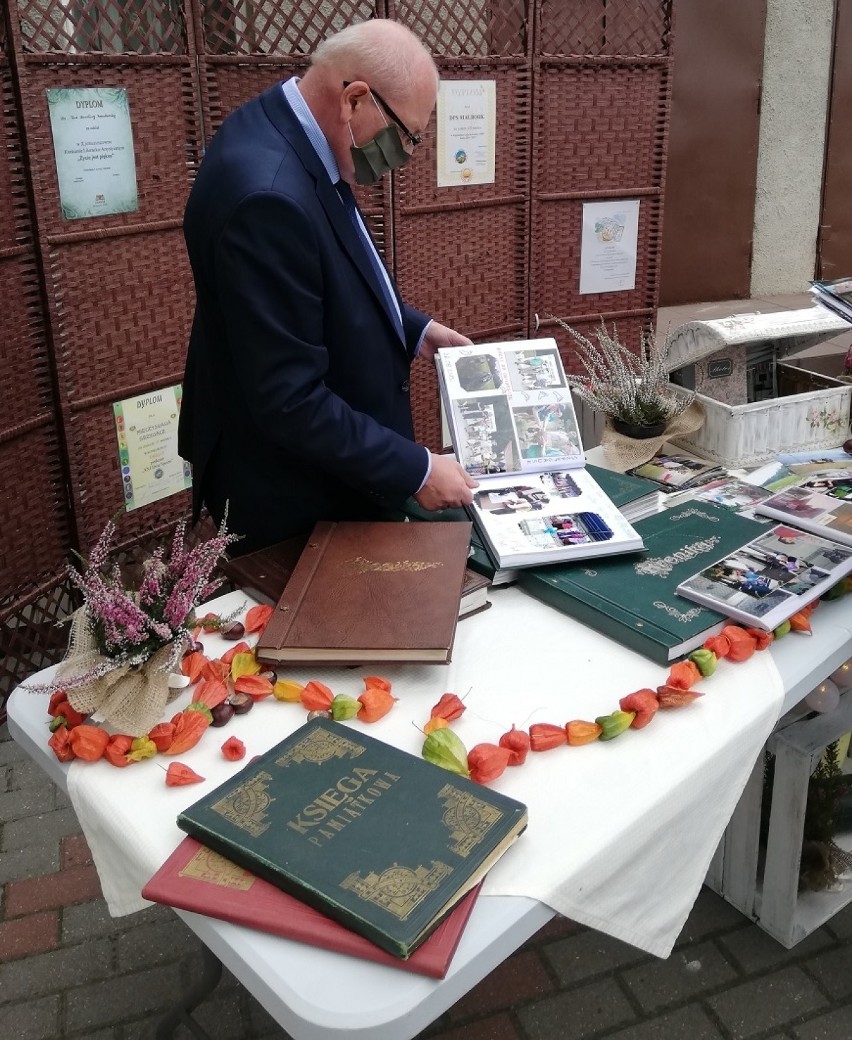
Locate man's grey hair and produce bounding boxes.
[311,19,439,95]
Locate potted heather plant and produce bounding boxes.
[551,317,694,438]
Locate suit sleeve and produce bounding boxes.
[210,190,428,498]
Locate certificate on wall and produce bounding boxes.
[113,386,191,511]
[46,87,139,219]
[579,200,640,294]
[436,80,496,187]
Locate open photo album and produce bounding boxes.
[436,339,644,568]
[675,524,852,631]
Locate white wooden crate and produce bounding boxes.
[664,308,852,467]
[757,692,852,948]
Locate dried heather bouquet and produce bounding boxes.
[36,514,239,693]
[552,317,694,429]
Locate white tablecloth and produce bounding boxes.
[65,586,784,958]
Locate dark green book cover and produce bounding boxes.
[177,718,527,959]
[585,463,658,511]
[518,502,767,664]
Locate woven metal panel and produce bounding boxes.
[20,63,201,234]
[531,3,672,356]
[0,30,70,619]
[393,2,533,448]
[18,0,188,55]
[200,0,377,56]
[391,0,528,57]
[7,0,202,559]
[538,0,671,58]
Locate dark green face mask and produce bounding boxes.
[350,124,411,185]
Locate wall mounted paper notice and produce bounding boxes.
[113,386,191,511]
[436,80,496,187]
[46,87,138,219]
[579,200,640,294]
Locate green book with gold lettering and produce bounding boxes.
[518,502,767,664]
[176,718,527,959]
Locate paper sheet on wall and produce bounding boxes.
[436,80,496,187]
[46,86,138,219]
[113,385,191,511]
[579,199,640,294]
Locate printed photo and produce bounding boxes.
[510,403,582,461]
[540,471,582,498]
[517,512,614,550]
[688,477,771,519]
[451,397,518,474]
[505,347,566,391]
[766,485,852,534]
[451,352,503,392]
[475,485,551,514]
[630,453,719,489]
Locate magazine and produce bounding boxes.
[436,339,644,568]
[676,524,852,631]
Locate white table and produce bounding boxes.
[8,587,852,1040]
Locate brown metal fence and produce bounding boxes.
[0,0,673,715]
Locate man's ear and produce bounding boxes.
[341,80,370,121]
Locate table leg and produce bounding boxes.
[155,943,223,1039]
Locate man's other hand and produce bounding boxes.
[414,453,479,511]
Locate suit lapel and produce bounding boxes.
[259,84,404,344]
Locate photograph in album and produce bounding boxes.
[676,525,852,631]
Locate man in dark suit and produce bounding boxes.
[178,19,477,554]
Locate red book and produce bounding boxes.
[142,836,479,978]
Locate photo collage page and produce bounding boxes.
[439,343,583,477]
[472,469,641,559]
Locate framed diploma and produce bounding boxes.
[436,80,496,187]
[46,86,139,219]
[113,386,191,511]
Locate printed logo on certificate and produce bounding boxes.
[436,80,496,187]
[46,86,139,220]
[113,386,191,511]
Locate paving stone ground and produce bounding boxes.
[2,721,851,1040]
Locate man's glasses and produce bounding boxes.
[343,81,422,148]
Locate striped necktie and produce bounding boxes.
[336,181,403,339]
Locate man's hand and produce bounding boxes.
[414,453,479,511]
[418,320,473,364]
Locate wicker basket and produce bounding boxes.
[664,308,852,467]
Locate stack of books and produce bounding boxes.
[250,520,476,666]
[524,431,852,647]
[143,718,528,975]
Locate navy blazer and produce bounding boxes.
[178,83,430,552]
